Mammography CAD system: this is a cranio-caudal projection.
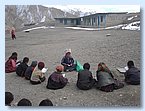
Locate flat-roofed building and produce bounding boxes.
[55,12,130,28]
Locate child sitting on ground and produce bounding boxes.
[30,62,46,85]
[46,65,68,90]
[124,60,140,85]
[61,49,76,72]
[39,99,53,106]
[17,98,32,106]
[96,62,124,92]
[5,52,18,73]
[24,61,37,80]
[16,57,29,77]
[76,63,96,90]
[5,92,14,106]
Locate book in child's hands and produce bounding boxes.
[116,66,128,73]
[42,68,48,73]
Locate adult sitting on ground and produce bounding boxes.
[61,49,76,72]
[24,61,37,80]
[5,52,18,73]
[96,62,124,92]
[30,62,46,85]
[46,65,68,90]
[124,60,140,85]
[16,57,29,77]
[76,63,96,90]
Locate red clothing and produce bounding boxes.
[11,29,16,40]
[5,58,16,73]
[11,30,15,35]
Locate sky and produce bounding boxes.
[44,5,140,13]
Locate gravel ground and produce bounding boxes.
[5,27,141,107]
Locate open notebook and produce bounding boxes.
[41,68,48,73]
[116,66,128,73]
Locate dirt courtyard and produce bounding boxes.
[5,27,141,107]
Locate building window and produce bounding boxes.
[71,19,74,23]
[81,18,83,21]
[64,19,67,25]
[101,16,103,22]
[60,19,63,23]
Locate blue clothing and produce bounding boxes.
[61,56,74,65]
[61,56,76,71]
[24,66,34,80]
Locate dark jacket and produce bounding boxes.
[16,62,28,77]
[124,66,140,83]
[24,66,35,80]
[61,56,74,66]
[46,71,68,90]
[97,71,115,88]
[77,69,95,90]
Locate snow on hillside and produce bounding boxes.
[127,15,138,20]
[40,16,46,22]
[122,21,140,30]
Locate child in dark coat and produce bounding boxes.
[5,92,14,106]
[46,65,68,90]
[61,49,76,72]
[17,98,32,106]
[76,63,96,90]
[24,61,37,80]
[39,99,53,106]
[16,57,29,77]
[124,61,140,85]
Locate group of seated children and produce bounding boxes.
[5,52,47,85]
[5,92,53,106]
[5,50,140,92]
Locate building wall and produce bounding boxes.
[55,19,77,26]
[55,13,139,28]
[80,14,106,28]
[105,14,127,27]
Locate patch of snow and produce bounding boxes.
[65,27,97,31]
[36,5,40,15]
[23,26,48,32]
[105,24,124,30]
[65,25,124,31]
[134,15,138,18]
[127,15,138,20]
[40,16,46,22]
[122,21,140,30]
[65,21,140,31]
[49,26,55,29]
[128,16,134,20]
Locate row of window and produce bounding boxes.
[59,16,104,25]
